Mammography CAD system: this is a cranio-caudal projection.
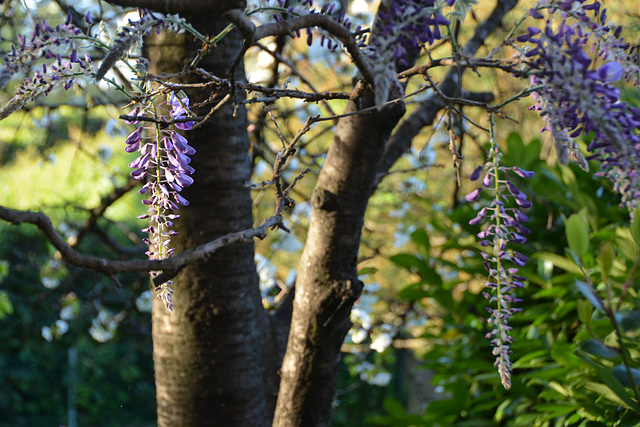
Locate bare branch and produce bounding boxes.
[104,0,246,16]
[225,11,374,85]
[0,204,284,285]
[375,0,519,189]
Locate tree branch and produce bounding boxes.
[0,204,283,285]
[375,0,519,189]
[225,10,374,85]
[105,0,246,16]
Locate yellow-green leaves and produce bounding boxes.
[632,205,640,245]
[565,213,590,258]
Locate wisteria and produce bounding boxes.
[95,10,166,80]
[0,13,94,120]
[520,0,640,213]
[125,93,196,311]
[366,0,450,109]
[467,116,534,389]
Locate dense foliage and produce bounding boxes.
[0,0,639,425]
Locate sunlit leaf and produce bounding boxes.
[632,205,640,245]
[597,241,615,278]
[358,267,378,276]
[616,228,639,260]
[566,214,590,257]
[533,252,582,274]
[577,299,593,325]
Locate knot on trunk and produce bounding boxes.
[311,188,341,212]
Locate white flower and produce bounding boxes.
[60,305,76,320]
[135,290,153,312]
[55,319,69,335]
[42,276,60,289]
[350,329,368,344]
[351,307,372,330]
[368,371,392,387]
[370,333,393,353]
[41,326,53,342]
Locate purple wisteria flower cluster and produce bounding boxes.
[370,0,451,68]
[518,0,640,213]
[366,0,451,109]
[125,93,196,311]
[0,13,94,121]
[466,130,535,389]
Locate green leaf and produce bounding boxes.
[534,403,579,418]
[577,299,593,325]
[597,242,616,278]
[0,291,13,319]
[616,228,639,260]
[357,267,377,276]
[410,229,430,256]
[389,253,442,285]
[632,206,640,245]
[579,355,640,412]
[397,282,429,301]
[0,260,9,282]
[616,311,640,334]
[382,397,405,417]
[551,340,579,368]
[580,339,620,360]
[583,381,636,411]
[575,280,604,312]
[612,365,640,388]
[566,214,590,257]
[533,252,582,274]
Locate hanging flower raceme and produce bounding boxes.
[467,120,535,389]
[125,93,196,311]
[519,0,640,214]
[0,12,95,121]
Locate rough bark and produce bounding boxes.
[106,0,245,16]
[146,16,269,427]
[273,1,520,424]
[273,90,405,425]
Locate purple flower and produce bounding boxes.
[124,107,142,124]
[470,165,483,181]
[466,126,536,389]
[169,94,195,130]
[596,61,624,82]
[529,8,544,20]
[522,1,640,213]
[465,188,482,202]
[124,93,196,312]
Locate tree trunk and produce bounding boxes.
[273,90,405,425]
[146,16,269,427]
